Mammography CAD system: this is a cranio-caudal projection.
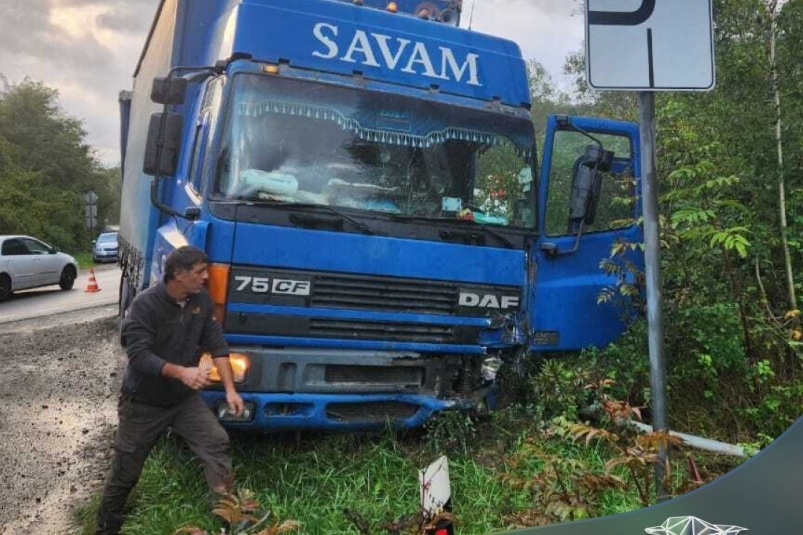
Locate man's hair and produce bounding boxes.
[163,246,209,282]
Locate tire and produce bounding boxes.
[118,275,133,347]
[0,275,11,302]
[59,266,76,291]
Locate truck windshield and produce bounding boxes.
[214,74,536,228]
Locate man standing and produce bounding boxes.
[96,246,244,535]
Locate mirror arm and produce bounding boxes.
[541,220,586,258]
[557,116,605,150]
[150,177,184,219]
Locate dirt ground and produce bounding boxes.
[0,308,125,535]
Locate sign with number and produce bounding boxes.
[585,0,715,91]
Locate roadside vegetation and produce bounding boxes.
[0,77,120,255]
[71,252,94,270]
[73,366,745,535]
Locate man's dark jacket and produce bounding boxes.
[121,283,229,406]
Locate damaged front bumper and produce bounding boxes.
[201,346,498,430]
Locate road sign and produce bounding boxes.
[585,0,715,91]
[84,190,98,230]
[85,205,97,229]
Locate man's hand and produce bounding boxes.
[179,366,212,390]
[226,390,245,417]
[213,356,244,416]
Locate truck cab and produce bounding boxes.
[118,0,642,430]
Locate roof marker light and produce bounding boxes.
[387,2,398,12]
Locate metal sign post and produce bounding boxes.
[84,190,99,232]
[638,91,669,501]
[585,0,715,502]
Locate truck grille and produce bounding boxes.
[310,273,456,315]
[310,318,453,343]
[226,313,479,344]
[227,266,521,318]
[324,365,424,386]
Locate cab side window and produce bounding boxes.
[545,131,635,236]
[189,78,224,193]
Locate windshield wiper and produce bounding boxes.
[296,203,378,235]
[390,214,515,249]
[385,213,517,249]
[439,226,516,249]
[478,226,516,249]
[237,198,379,235]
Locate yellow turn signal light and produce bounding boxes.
[206,352,250,383]
[387,2,398,12]
[207,263,230,324]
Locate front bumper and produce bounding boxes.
[200,392,461,430]
[93,251,118,262]
[200,346,492,430]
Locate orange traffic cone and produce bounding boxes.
[85,268,101,293]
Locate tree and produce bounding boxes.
[0,77,119,251]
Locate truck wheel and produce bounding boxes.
[118,275,133,346]
[59,266,76,290]
[0,275,11,302]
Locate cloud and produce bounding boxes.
[0,0,157,165]
[464,0,584,80]
[96,9,153,34]
[0,0,583,166]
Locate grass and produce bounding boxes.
[75,407,738,535]
[70,250,120,270]
[72,251,94,270]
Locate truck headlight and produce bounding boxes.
[207,352,250,383]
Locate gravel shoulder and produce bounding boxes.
[0,312,125,534]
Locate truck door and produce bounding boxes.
[529,115,643,351]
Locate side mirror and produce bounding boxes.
[151,77,188,105]
[569,164,600,224]
[569,145,613,226]
[144,112,184,177]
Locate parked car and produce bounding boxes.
[0,235,79,301]
[92,231,119,263]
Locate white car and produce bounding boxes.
[0,235,79,301]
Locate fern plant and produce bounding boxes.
[174,488,300,535]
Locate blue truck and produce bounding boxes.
[117,0,643,430]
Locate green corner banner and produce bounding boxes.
[490,416,803,535]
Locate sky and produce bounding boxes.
[0,0,584,167]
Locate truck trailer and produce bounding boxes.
[118,0,643,430]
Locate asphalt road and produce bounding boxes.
[0,308,122,534]
[0,264,122,325]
